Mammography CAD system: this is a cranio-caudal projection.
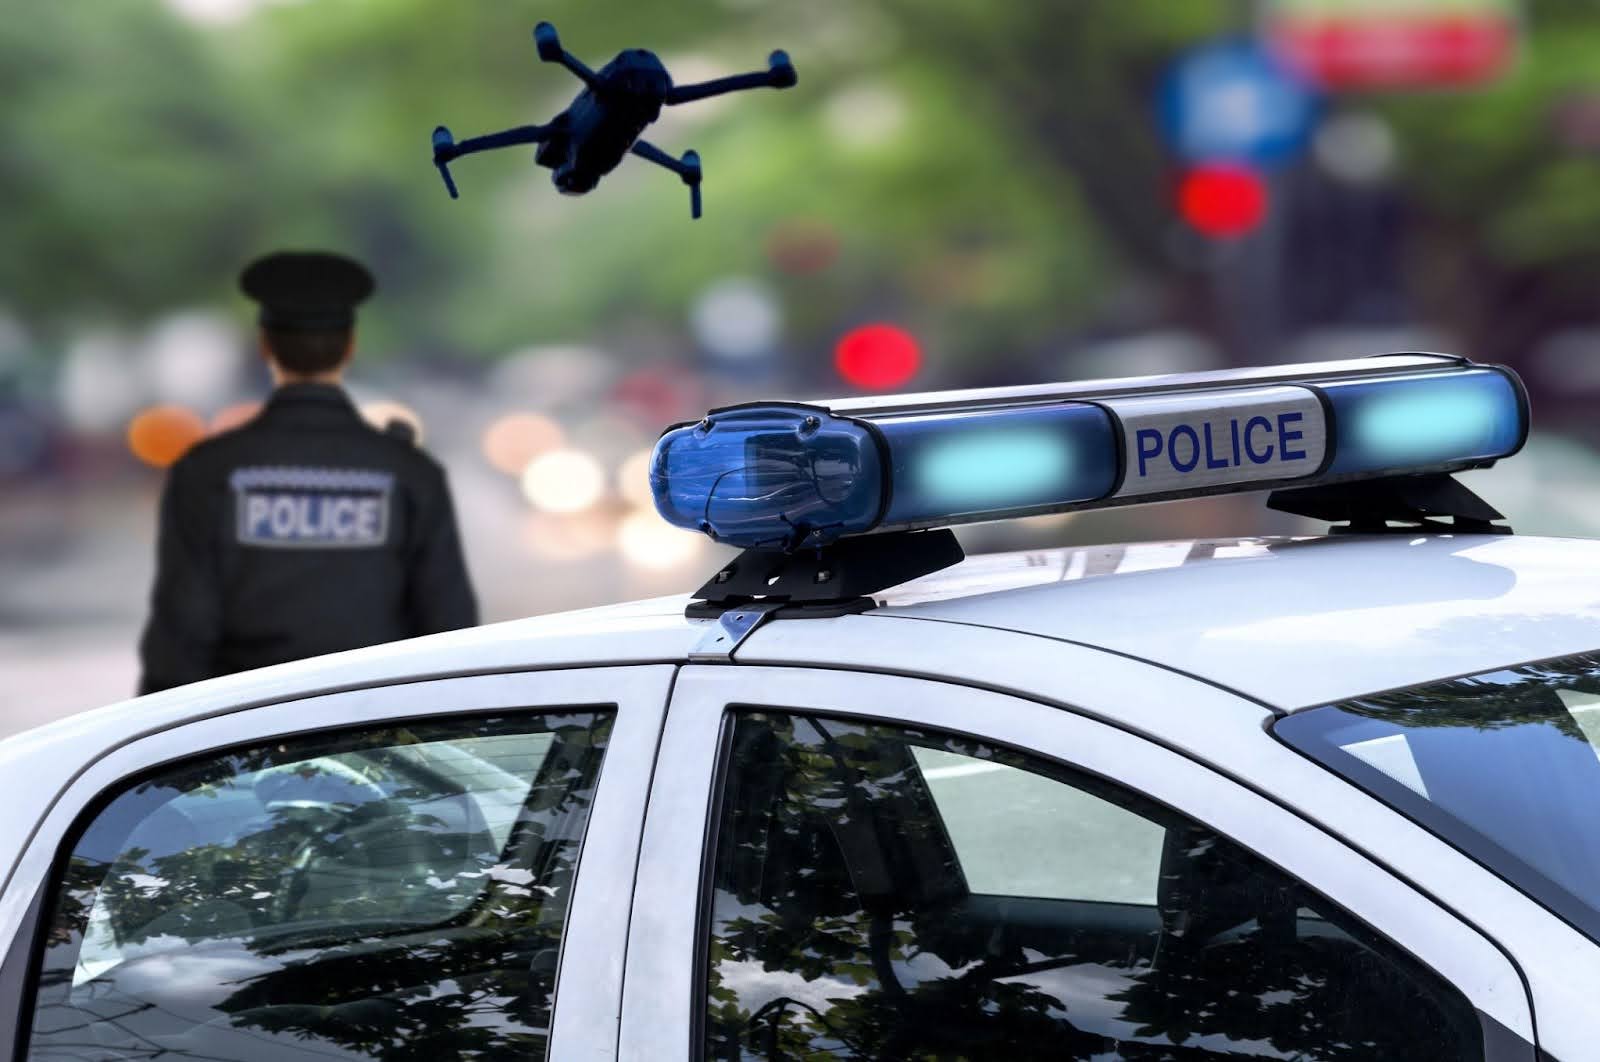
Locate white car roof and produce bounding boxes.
[872,534,1600,708]
[4,529,1598,890]
[10,534,1600,775]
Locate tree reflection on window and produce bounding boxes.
[703,711,1483,1061]
[26,712,611,1060]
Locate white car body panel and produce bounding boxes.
[0,666,676,1061]
[879,535,1600,708]
[0,601,694,893]
[5,532,1600,1057]
[623,666,1533,1059]
[735,612,1600,1062]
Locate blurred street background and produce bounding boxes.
[5,0,1600,729]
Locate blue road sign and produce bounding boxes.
[1158,40,1320,166]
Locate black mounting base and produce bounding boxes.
[686,529,966,617]
[1267,473,1511,535]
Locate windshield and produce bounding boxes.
[1276,650,1600,942]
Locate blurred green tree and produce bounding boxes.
[7,0,1598,378]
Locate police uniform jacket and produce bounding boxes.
[138,383,478,693]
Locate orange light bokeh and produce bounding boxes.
[127,405,207,468]
[482,412,564,476]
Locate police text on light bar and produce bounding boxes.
[649,354,1528,550]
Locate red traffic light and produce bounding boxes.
[1178,165,1268,239]
[835,324,922,391]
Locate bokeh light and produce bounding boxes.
[617,448,658,510]
[209,401,262,435]
[520,448,606,514]
[825,83,908,149]
[360,400,425,444]
[690,277,782,362]
[142,313,240,409]
[1313,112,1397,184]
[165,0,310,24]
[482,412,564,476]
[835,324,922,390]
[127,405,207,468]
[617,509,702,571]
[767,218,841,275]
[489,346,614,408]
[1178,165,1267,239]
[59,332,143,435]
[521,511,615,562]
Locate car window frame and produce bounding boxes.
[0,664,674,1062]
[1273,652,1600,949]
[620,663,1535,1062]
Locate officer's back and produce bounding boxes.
[138,252,477,693]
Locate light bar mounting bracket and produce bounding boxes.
[685,529,966,618]
[1267,473,1512,535]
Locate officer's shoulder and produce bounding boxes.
[364,419,449,478]
[167,421,259,477]
[379,419,418,446]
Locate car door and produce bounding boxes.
[621,665,1535,1061]
[0,664,672,1061]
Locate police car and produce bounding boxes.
[3,353,1597,1062]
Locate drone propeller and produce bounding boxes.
[533,20,598,86]
[767,50,797,88]
[533,21,562,61]
[432,126,459,199]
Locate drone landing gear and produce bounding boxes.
[432,122,556,199]
[432,127,459,198]
[632,140,703,219]
[667,50,797,104]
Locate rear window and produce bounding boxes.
[1275,650,1600,942]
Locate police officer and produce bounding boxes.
[137,251,478,694]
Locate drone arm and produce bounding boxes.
[445,123,554,159]
[550,52,598,87]
[631,140,703,219]
[533,22,598,87]
[666,50,796,105]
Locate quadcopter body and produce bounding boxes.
[432,22,797,218]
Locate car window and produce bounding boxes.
[703,710,1483,1061]
[912,746,1164,903]
[1275,648,1600,946]
[24,710,611,1061]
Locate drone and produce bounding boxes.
[431,21,797,219]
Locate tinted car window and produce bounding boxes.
[703,711,1482,1061]
[1276,649,1600,944]
[25,711,611,1060]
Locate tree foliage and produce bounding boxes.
[4,0,1599,373]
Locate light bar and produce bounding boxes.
[650,354,1529,549]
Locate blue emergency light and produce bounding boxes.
[650,353,1528,550]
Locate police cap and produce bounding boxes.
[240,251,375,332]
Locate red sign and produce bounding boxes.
[1265,0,1516,89]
